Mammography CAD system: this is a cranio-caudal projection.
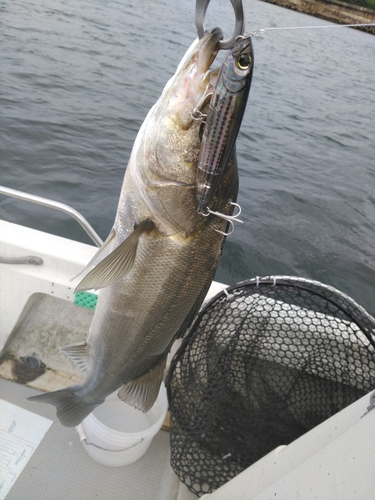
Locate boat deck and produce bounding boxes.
[0,219,203,500]
[1,218,374,499]
[1,377,195,500]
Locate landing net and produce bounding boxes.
[166,276,375,496]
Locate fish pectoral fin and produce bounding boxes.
[59,342,90,375]
[118,357,167,413]
[75,218,155,292]
[70,228,116,282]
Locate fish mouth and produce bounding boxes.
[176,27,223,76]
[172,28,223,128]
[195,27,224,75]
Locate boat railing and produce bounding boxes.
[0,185,103,247]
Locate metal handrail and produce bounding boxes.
[0,185,103,247]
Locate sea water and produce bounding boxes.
[1,0,374,314]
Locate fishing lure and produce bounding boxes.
[196,34,254,214]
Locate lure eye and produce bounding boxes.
[237,53,252,70]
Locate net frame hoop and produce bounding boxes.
[166,275,375,396]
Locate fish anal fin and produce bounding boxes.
[75,218,155,293]
[118,357,167,413]
[59,341,90,375]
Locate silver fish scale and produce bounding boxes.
[91,225,228,382]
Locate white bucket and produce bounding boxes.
[77,384,168,467]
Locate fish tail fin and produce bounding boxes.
[27,388,101,427]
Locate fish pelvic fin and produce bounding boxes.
[118,357,167,413]
[75,218,155,292]
[27,388,102,427]
[59,341,89,375]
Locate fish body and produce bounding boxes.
[196,34,254,213]
[28,28,239,427]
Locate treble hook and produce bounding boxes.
[200,202,243,236]
[195,0,245,50]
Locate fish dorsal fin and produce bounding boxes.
[59,342,90,375]
[71,228,116,282]
[75,218,155,292]
[118,356,167,413]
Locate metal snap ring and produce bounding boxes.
[195,0,245,50]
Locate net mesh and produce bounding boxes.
[166,276,375,497]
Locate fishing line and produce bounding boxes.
[250,23,375,35]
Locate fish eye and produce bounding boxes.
[237,53,252,70]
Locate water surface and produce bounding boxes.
[1,0,374,314]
